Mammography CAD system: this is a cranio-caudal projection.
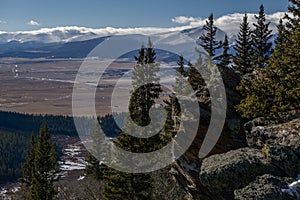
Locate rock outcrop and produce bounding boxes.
[170,68,299,199]
[170,69,247,199]
[197,114,300,199]
[234,174,294,200]
[245,118,300,149]
[200,148,275,192]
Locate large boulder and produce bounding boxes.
[234,174,294,200]
[263,145,300,178]
[199,148,277,192]
[245,118,300,149]
[244,118,300,178]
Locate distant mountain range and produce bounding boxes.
[0,26,277,60]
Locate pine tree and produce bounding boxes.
[129,38,162,126]
[251,5,273,68]
[85,152,102,180]
[85,119,112,181]
[273,19,288,59]
[21,124,60,200]
[31,124,59,200]
[284,0,300,31]
[187,60,205,95]
[199,13,222,59]
[216,34,232,68]
[236,2,300,119]
[173,55,189,96]
[103,39,171,200]
[233,13,253,74]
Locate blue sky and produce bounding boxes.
[0,0,289,31]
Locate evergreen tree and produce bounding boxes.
[129,38,162,126]
[236,3,300,118]
[284,0,300,31]
[103,39,172,200]
[173,55,189,95]
[85,152,102,180]
[31,124,59,200]
[273,19,288,59]
[199,13,222,59]
[233,13,253,74]
[216,34,232,68]
[85,120,112,181]
[21,124,60,200]
[187,60,205,95]
[251,5,273,68]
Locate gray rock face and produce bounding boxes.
[264,145,300,178]
[199,148,276,191]
[246,119,300,149]
[234,174,294,200]
[244,118,300,178]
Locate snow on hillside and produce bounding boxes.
[59,143,87,171]
[0,26,192,44]
[0,25,278,60]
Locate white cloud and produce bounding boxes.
[172,16,202,24]
[13,26,191,36]
[0,20,6,24]
[27,20,40,26]
[172,12,288,35]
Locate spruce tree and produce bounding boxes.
[216,34,232,68]
[85,152,102,180]
[30,124,59,200]
[130,38,162,126]
[236,2,300,118]
[173,55,189,95]
[85,119,112,181]
[273,19,288,59]
[284,0,300,31]
[233,13,253,74]
[21,124,60,200]
[251,5,273,68]
[103,39,171,200]
[199,13,222,59]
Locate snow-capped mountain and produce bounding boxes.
[0,26,276,60]
[0,26,195,44]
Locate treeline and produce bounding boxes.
[0,129,30,184]
[0,111,122,184]
[0,111,121,137]
[0,111,80,136]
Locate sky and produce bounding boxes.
[0,0,290,32]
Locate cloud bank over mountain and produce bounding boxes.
[172,12,288,35]
[0,11,287,44]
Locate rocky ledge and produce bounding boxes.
[198,115,300,199]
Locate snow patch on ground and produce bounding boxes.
[0,184,20,198]
[59,161,86,171]
[0,188,7,196]
[282,177,300,199]
[59,142,87,171]
[78,175,85,181]
[11,186,20,193]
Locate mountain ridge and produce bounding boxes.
[0,26,277,59]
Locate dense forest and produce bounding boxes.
[0,129,30,184]
[0,111,84,136]
[0,111,121,184]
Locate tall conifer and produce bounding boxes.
[233,13,253,74]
